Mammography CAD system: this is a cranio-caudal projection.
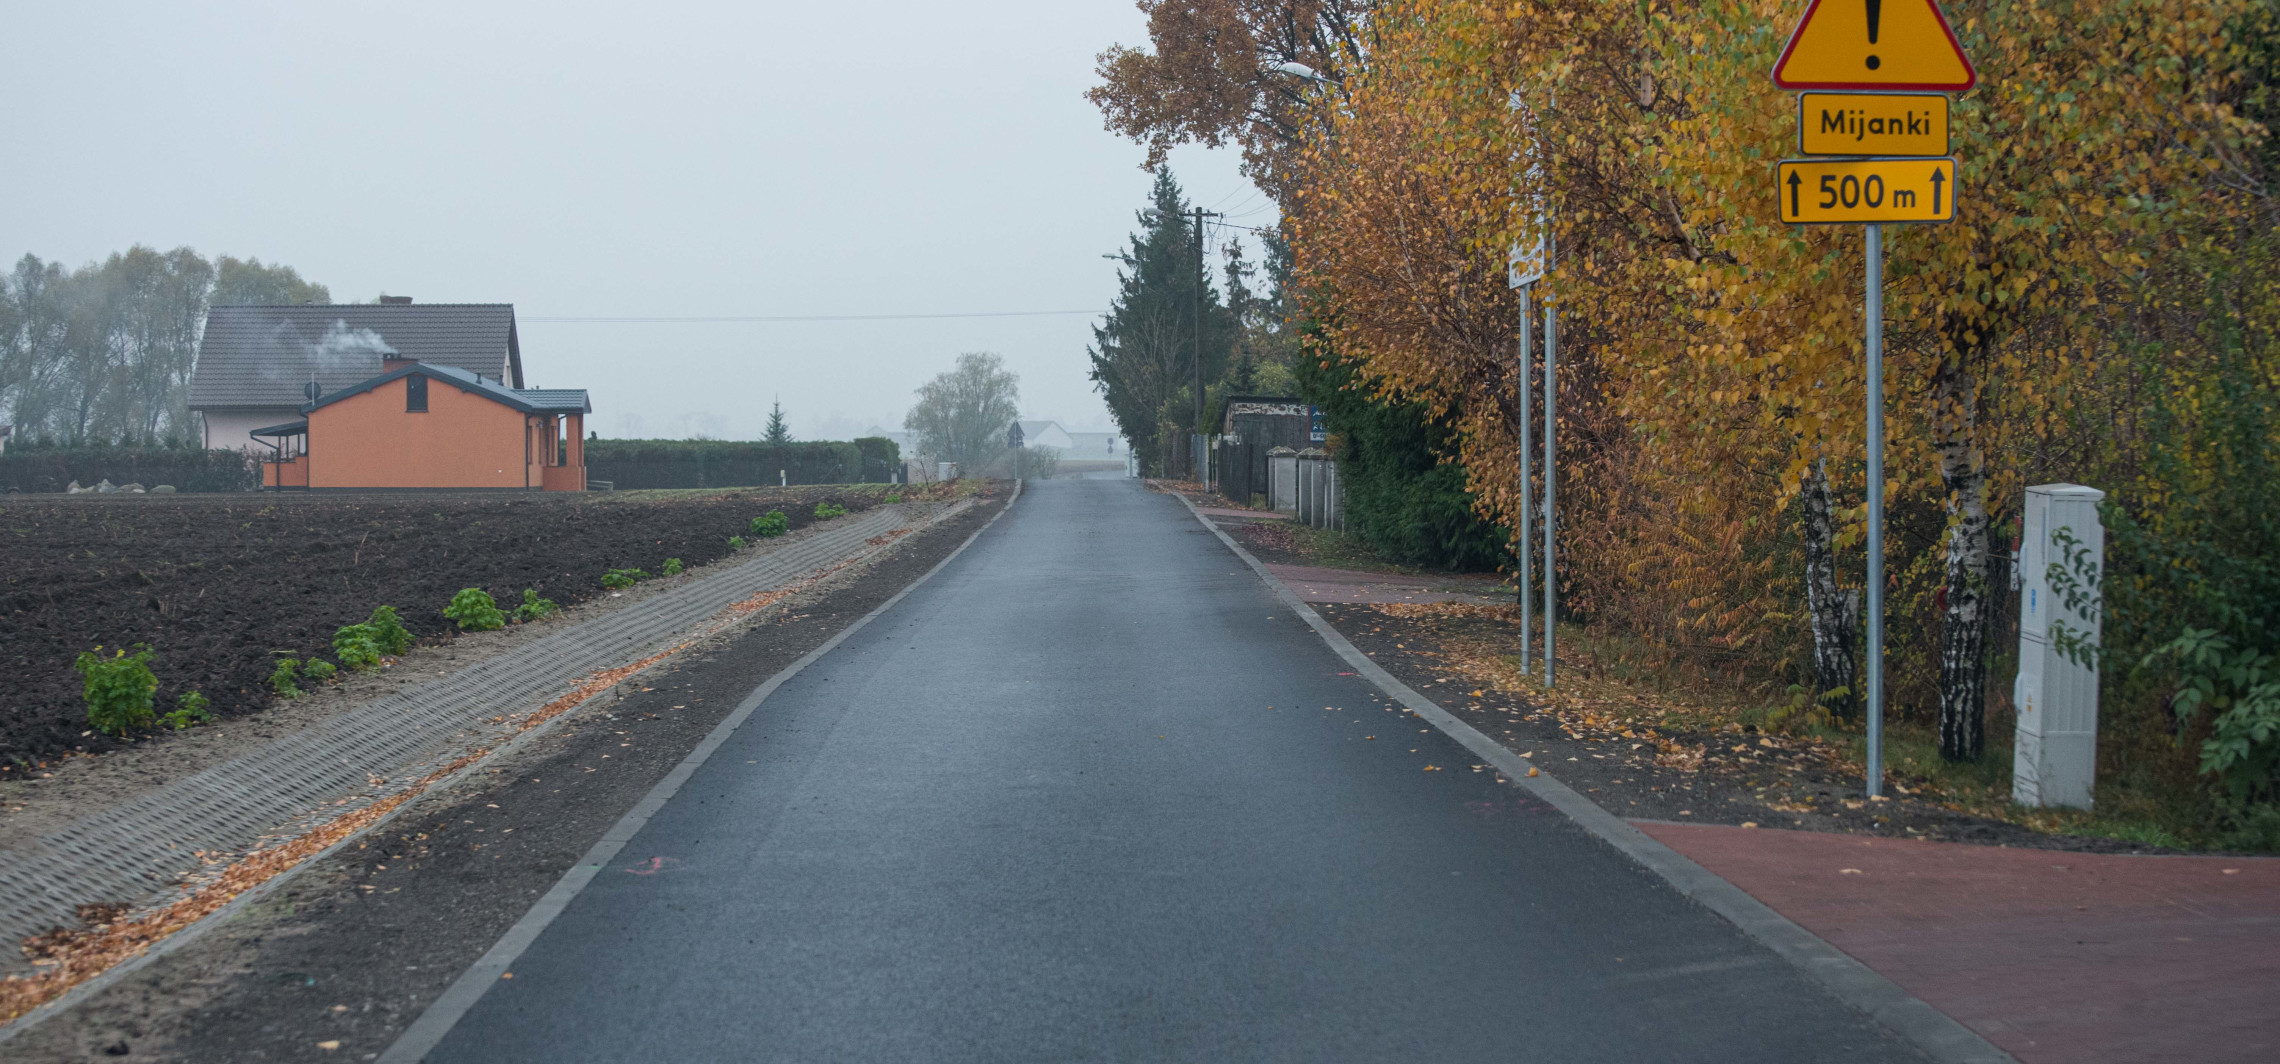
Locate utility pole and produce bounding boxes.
[1192,206,1207,481]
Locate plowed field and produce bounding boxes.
[0,487,898,766]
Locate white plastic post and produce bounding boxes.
[2015,484,2106,809]
[1268,448,1299,515]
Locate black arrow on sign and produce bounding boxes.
[1787,171,1802,216]
[1928,167,1946,215]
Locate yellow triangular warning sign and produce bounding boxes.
[1773,0,1976,91]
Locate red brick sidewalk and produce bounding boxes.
[1636,821,2280,1063]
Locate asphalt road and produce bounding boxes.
[419,479,1922,1063]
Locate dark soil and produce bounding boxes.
[1320,603,2175,855]
[0,487,898,767]
[0,494,1004,1064]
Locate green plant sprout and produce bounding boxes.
[75,644,158,735]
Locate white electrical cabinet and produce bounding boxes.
[2014,483,2105,809]
[1267,447,1299,515]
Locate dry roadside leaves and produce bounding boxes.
[1361,602,1862,792]
[0,747,483,1025]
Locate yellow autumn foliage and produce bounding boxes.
[1290,0,2265,734]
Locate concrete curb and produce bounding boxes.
[1173,491,2013,1064]
[375,480,1021,1063]
[0,495,984,1048]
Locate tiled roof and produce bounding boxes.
[304,363,590,417]
[514,388,593,412]
[189,304,523,409]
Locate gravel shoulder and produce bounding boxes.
[0,495,1005,1063]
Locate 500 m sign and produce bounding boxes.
[1776,156,1957,224]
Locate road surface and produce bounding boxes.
[419,478,1921,1062]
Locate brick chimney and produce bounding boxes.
[379,295,413,305]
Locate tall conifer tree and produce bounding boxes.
[1087,170,1234,474]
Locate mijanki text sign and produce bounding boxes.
[1797,91,1949,156]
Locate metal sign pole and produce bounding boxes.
[1865,222,1885,798]
[1544,293,1558,689]
[1518,285,1533,673]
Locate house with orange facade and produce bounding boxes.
[184,299,594,492]
[191,301,530,451]
[252,357,591,492]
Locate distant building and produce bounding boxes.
[1061,431,1122,456]
[252,359,589,492]
[1015,420,1077,451]
[187,299,591,492]
[189,302,526,451]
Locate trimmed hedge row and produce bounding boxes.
[585,437,900,488]
[0,437,908,494]
[0,447,262,494]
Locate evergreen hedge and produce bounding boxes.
[583,439,878,488]
[1296,344,1509,572]
[0,445,261,494]
[853,436,901,482]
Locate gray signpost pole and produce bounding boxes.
[1864,222,1885,798]
[1518,287,1533,673]
[1768,0,1973,798]
[1544,291,1558,689]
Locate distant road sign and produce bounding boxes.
[1773,0,1976,91]
[1507,236,1546,289]
[1777,157,1957,224]
[1798,91,1949,156]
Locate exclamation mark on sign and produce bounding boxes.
[1865,0,1883,69]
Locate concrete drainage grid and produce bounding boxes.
[0,502,955,965]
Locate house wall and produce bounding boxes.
[263,455,309,488]
[307,377,531,489]
[201,408,303,451]
[538,413,586,490]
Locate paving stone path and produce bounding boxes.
[1638,820,2280,1063]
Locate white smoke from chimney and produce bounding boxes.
[310,320,396,369]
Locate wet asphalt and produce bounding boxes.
[419,478,1923,1063]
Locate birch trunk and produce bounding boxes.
[1800,459,1859,720]
[1932,352,1992,762]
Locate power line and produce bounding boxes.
[1218,190,1269,218]
[1203,185,1250,211]
[523,309,1105,324]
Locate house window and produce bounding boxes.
[406,375,428,412]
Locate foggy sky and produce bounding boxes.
[0,1,1273,440]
